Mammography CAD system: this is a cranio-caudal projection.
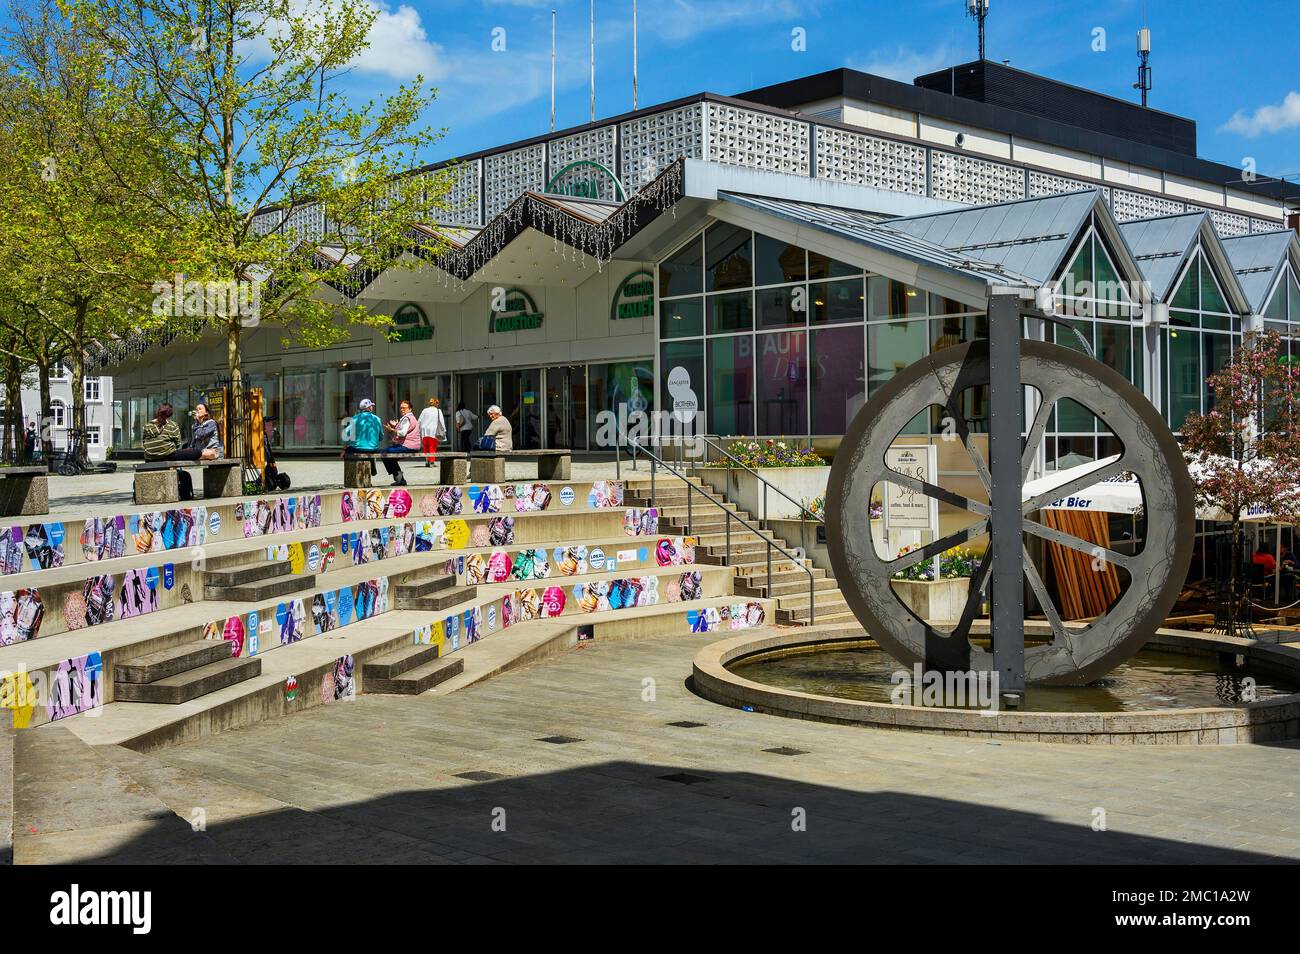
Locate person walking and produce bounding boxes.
[455,402,477,454]
[417,397,447,467]
[380,399,420,486]
[22,422,36,462]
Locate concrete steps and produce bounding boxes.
[737,575,840,598]
[366,655,464,694]
[362,642,465,693]
[114,652,263,705]
[393,572,458,601]
[115,639,233,684]
[205,571,316,602]
[400,584,479,612]
[203,560,293,589]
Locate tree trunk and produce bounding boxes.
[2,355,18,462]
[227,319,244,460]
[37,360,53,460]
[1229,519,1243,637]
[69,301,88,465]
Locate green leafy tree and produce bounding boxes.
[70,0,453,456]
[1182,329,1300,636]
[0,0,180,463]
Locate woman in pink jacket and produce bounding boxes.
[380,400,421,487]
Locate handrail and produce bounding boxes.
[695,435,824,525]
[615,431,817,625]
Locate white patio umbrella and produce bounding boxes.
[1022,454,1278,522]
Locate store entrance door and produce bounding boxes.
[545,366,586,450]
[500,368,542,449]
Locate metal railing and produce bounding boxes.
[615,433,817,624]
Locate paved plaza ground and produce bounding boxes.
[17,632,1300,864]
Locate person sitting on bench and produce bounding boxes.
[379,399,421,487]
[142,402,220,500]
[340,398,384,478]
[478,404,513,452]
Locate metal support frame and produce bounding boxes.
[987,291,1026,699]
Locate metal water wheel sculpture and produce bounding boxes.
[826,338,1194,686]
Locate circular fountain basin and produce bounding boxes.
[691,627,1300,744]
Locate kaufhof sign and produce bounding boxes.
[489,287,544,333]
[392,302,432,342]
[545,160,626,202]
[611,270,654,321]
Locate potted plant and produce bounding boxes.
[888,545,977,623]
[697,438,830,521]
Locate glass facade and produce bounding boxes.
[1159,250,1239,432]
[656,226,985,439]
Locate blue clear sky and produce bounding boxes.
[349,0,1299,182]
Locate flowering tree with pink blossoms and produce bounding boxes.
[1181,330,1300,635]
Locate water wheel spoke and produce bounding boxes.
[1021,518,1135,572]
[939,389,993,495]
[1020,391,1057,480]
[949,548,993,643]
[891,520,990,572]
[1022,545,1074,654]
[884,471,991,517]
[1021,457,1126,515]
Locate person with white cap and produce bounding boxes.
[339,398,385,478]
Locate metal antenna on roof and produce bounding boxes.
[589,0,596,122]
[551,8,557,131]
[1134,24,1153,107]
[632,0,638,111]
[966,0,989,61]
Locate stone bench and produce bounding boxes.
[134,458,242,504]
[343,451,468,488]
[469,449,571,483]
[0,466,49,516]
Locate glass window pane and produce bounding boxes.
[811,326,865,434]
[1200,258,1230,315]
[1289,272,1300,321]
[705,222,752,292]
[708,291,753,334]
[754,233,806,286]
[756,285,805,329]
[1170,260,1198,310]
[1093,238,1129,314]
[1264,280,1288,321]
[867,318,928,395]
[659,235,702,297]
[807,251,861,280]
[756,331,808,436]
[1203,334,1232,413]
[707,336,754,436]
[660,297,702,338]
[1061,238,1093,295]
[1097,323,1132,380]
[811,278,864,325]
[929,293,969,315]
[1166,329,1200,430]
[660,340,704,431]
[868,276,926,321]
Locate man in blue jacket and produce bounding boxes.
[341,398,385,477]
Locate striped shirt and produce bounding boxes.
[142,420,182,460]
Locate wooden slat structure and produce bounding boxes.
[1043,510,1122,620]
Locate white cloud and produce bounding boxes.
[851,44,954,82]
[243,0,446,82]
[641,0,808,44]
[1220,92,1300,138]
